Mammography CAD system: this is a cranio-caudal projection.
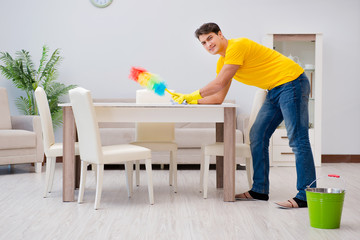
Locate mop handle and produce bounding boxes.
[165,88,175,95]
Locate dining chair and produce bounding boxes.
[35,87,80,197]
[69,87,154,209]
[131,89,178,192]
[200,89,267,198]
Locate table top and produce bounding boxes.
[60,102,236,123]
[59,102,237,108]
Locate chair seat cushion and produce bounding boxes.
[131,142,177,152]
[0,130,36,150]
[102,144,151,164]
[46,142,80,157]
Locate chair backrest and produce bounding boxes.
[245,89,267,144]
[135,89,175,142]
[34,87,55,153]
[0,88,12,129]
[69,87,102,164]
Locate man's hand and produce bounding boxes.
[171,90,202,104]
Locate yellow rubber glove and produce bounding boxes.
[187,99,198,104]
[171,90,202,104]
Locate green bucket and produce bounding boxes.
[306,175,345,229]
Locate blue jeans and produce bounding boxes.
[250,73,316,201]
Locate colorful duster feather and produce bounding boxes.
[129,67,169,96]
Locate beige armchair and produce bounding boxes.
[0,88,44,172]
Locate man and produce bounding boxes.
[172,22,316,208]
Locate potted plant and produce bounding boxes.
[0,45,76,129]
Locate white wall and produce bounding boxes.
[1,0,359,154]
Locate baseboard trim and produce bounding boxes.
[322,155,360,163]
[56,155,360,164]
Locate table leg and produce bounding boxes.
[75,155,81,189]
[63,106,76,202]
[216,123,224,188]
[223,107,236,202]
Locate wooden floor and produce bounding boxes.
[0,163,359,240]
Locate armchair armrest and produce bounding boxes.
[11,115,38,131]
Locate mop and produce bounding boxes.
[129,66,173,96]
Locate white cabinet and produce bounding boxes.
[263,34,322,167]
[269,128,315,166]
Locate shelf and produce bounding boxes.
[274,34,316,42]
[264,33,322,167]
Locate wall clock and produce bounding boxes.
[90,0,113,8]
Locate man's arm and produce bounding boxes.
[170,64,239,104]
[199,64,239,98]
[198,79,232,104]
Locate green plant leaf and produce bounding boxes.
[0,45,77,129]
[40,48,62,84]
[15,96,32,115]
[37,45,49,77]
[17,50,36,79]
[51,109,64,129]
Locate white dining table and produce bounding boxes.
[60,102,237,202]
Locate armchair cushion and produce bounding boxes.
[0,130,36,150]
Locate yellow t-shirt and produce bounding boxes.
[216,38,304,90]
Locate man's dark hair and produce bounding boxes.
[195,23,221,39]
